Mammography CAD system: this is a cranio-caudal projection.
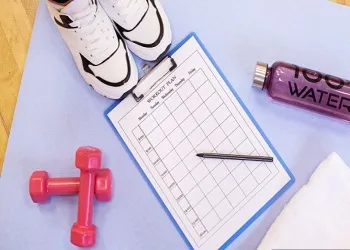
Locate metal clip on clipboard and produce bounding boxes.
[131,56,177,102]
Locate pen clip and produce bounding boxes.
[132,56,177,102]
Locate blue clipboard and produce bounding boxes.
[105,33,295,250]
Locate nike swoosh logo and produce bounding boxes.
[113,0,164,48]
[80,34,131,87]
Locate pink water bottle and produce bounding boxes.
[253,61,350,121]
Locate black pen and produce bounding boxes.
[197,153,273,162]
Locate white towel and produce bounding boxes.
[258,152,350,250]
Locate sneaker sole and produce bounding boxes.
[152,43,172,62]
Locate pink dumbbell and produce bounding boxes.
[29,168,112,203]
[71,146,101,248]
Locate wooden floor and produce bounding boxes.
[333,0,350,4]
[0,0,39,174]
[0,0,348,174]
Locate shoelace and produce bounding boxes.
[112,0,142,17]
[69,4,115,58]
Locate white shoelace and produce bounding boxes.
[112,0,142,17]
[69,4,115,58]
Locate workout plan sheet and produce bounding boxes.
[107,36,292,250]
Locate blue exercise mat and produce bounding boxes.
[1,0,350,249]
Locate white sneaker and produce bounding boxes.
[47,0,138,99]
[99,0,172,61]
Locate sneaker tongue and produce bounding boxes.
[62,0,90,15]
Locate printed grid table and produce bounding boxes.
[131,68,279,238]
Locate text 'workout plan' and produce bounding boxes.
[107,36,292,250]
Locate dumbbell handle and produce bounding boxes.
[77,171,95,226]
[47,177,80,195]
